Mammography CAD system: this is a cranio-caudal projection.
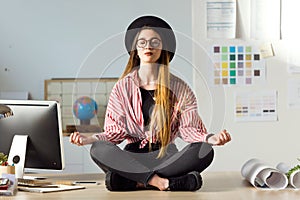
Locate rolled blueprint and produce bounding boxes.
[277,162,300,189]
[241,159,288,190]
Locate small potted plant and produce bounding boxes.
[0,153,8,166]
[0,153,15,175]
[287,159,300,179]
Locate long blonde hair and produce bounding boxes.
[121,27,173,158]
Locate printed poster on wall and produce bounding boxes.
[234,90,277,122]
[206,0,236,39]
[211,45,266,86]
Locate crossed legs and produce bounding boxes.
[90,141,214,191]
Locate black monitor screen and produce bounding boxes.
[0,100,65,171]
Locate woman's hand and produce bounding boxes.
[69,132,97,146]
[207,129,231,146]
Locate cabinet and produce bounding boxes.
[62,137,126,174]
[63,136,103,173]
[44,78,119,174]
[44,78,118,173]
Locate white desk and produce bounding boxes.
[1,172,300,200]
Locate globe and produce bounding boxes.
[73,96,98,125]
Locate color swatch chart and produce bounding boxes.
[234,90,277,122]
[212,45,265,85]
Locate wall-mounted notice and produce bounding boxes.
[211,45,265,86]
[287,57,300,74]
[234,90,277,122]
[206,0,236,39]
[288,79,300,109]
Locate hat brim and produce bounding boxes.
[125,15,176,62]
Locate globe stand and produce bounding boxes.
[80,119,91,125]
[66,115,102,133]
[66,124,102,133]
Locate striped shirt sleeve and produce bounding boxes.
[176,80,208,143]
[94,82,128,144]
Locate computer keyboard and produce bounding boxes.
[18,178,53,187]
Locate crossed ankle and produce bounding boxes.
[167,171,202,191]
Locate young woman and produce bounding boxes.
[70,15,231,191]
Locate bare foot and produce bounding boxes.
[148,174,169,191]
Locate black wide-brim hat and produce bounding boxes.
[125,15,176,62]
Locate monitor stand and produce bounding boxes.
[8,135,28,179]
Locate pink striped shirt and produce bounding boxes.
[94,69,208,148]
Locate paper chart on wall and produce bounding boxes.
[287,79,300,109]
[211,45,266,86]
[234,90,277,122]
[206,0,236,39]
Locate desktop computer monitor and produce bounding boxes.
[0,100,65,178]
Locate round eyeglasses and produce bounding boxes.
[136,38,161,49]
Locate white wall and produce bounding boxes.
[0,0,193,99]
[192,0,300,171]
